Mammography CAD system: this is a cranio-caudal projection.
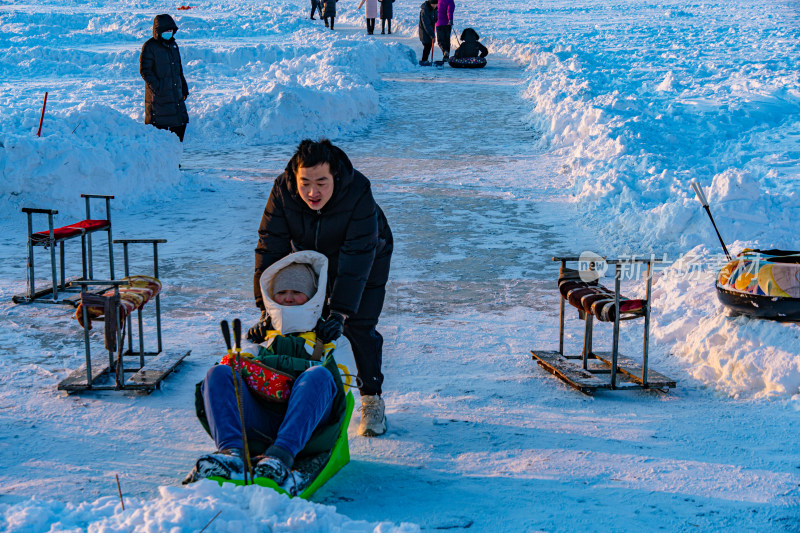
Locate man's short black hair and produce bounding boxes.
[288,139,343,180]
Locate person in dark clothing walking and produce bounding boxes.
[250,139,393,437]
[418,0,438,65]
[453,27,489,59]
[380,0,394,34]
[322,0,337,29]
[139,14,189,141]
[310,0,322,19]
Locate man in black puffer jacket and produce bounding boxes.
[139,14,189,141]
[252,139,393,437]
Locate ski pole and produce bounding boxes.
[232,318,253,482]
[37,92,48,137]
[691,181,731,261]
[221,320,252,484]
[452,27,461,46]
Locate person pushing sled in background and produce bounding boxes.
[184,251,353,494]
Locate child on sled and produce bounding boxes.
[184,251,351,487]
[453,27,488,59]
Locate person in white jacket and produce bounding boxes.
[358,0,378,34]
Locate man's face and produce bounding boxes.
[273,290,310,306]
[296,163,334,211]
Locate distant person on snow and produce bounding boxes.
[310,0,323,20]
[139,14,189,142]
[435,0,455,60]
[248,139,393,437]
[380,0,395,34]
[453,28,488,59]
[358,0,378,35]
[184,253,349,485]
[322,0,337,30]
[418,0,438,65]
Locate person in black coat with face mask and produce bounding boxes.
[251,139,393,437]
[139,14,189,141]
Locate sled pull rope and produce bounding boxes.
[232,318,253,483]
[691,181,731,261]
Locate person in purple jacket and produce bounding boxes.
[435,0,455,60]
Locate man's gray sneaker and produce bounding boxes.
[358,394,386,437]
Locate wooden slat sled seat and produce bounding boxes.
[30,219,110,244]
[74,275,161,328]
[558,265,645,322]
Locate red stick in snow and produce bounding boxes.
[37,92,48,137]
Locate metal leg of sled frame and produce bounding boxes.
[26,212,35,299]
[82,194,116,282]
[48,215,58,301]
[558,260,566,356]
[80,284,93,388]
[153,242,163,353]
[642,261,652,386]
[115,238,166,358]
[582,313,593,371]
[611,264,621,388]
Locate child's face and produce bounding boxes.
[274,289,310,306]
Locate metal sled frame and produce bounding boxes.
[14,195,116,306]
[57,239,189,393]
[531,256,676,394]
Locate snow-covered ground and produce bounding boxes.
[1,0,799,531]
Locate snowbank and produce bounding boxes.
[650,245,800,399]
[497,4,800,256]
[0,481,419,533]
[0,1,416,218]
[0,103,182,220]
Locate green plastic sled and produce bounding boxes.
[211,391,354,499]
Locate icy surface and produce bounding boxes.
[0,0,799,531]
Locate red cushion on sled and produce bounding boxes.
[32,219,109,243]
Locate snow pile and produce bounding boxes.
[188,38,416,144]
[505,4,800,254]
[0,481,419,533]
[0,0,416,218]
[0,103,182,219]
[650,245,800,399]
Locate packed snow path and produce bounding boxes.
[1,16,799,533]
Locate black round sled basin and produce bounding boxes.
[449,57,487,68]
[716,285,800,321]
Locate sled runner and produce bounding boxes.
[716,249,800,321]
[14,195,115,306]
[57,239,189,393]
[448,57,487,68]
[531,255,676,394]
[211,391,355,499]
